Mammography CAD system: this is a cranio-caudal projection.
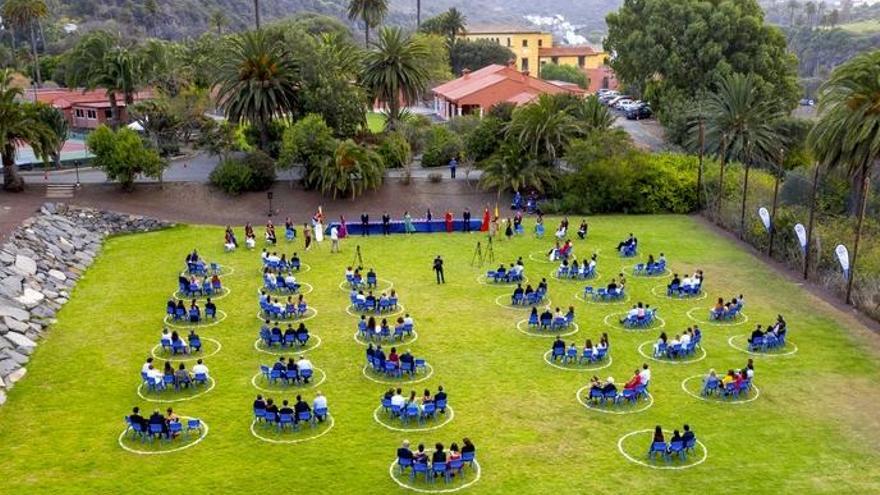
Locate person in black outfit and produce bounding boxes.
[129,406,147,431]
[361,211,369,236]
[253,395,266,410]
[279,399,294,421]
[432,443,447,474]
[382,212,391,235]
[265,398,279,422]
[433,255,445,284]
[463,208,471,232]
[294,394,311,422]
[148,409,167,437]
[398,440,414,463]
[461,438,475,455]
[435,385,448,413]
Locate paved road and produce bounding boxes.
[613,115,669,152]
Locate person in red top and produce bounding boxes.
[444,210,454,233]
[624,369,642,390]
[480,207,490,232]
[388,347,400,368]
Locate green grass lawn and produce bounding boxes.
[1,215,880,493]
[367,112,386,133]
[838,19,880,34]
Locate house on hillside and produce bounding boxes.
[26,88,152,130]
[431,63,584,120]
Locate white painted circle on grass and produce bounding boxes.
[337,278,394,293]
[255,283,314,297]
[686,307,749,327]
[475,273,528,287]
[252,335,323,356]
[353,329,419,346]
[727,335,798,357]
[528,250,556,264]
[574,291,632,306]
[515,319,579,338]
[249,416,335,444]
[544,350,613,372]
[164,310,228,329]
[493,294,550,311]
[372,404,455,432]
[388,458,481,493]
[250,367,327,393]
[602,312,666,331]
[621,265,672,280]
[118,416,208,455]
[255,306,318,322]
[680,374,761,404]
[150,337,223,361]
[636,340,706,365]
[362,363,434,385]
[137,377,216,403]
[650,284,708,301]
[172,286,231,301]
[181,264,233,277]
[576,386,654,415]
[617,429,708,469]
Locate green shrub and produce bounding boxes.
[244,151,277,190]
[397,114,433,155]
[421,126,463,168]
[376,132,412,169]
[209,151,277,195]
[465,116,505,164]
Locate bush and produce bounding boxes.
[397,114,433,155]
[209,151,277,195]
[465,116,505,164]
[244,151,277,190]
[421,126,463,168]
[428,172,443,183]
[376,132,412,169]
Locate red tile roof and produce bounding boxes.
[30,88,152,109]
[432,64,582,103]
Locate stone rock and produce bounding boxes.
[4,332,36,351]
[0,305,29,322]
[13,255,36,275]
[0,276,21,299]
[0,359,18,376]
[6,367,26,384]
[3,317,28,333]
[1,349,28,366]
[48,269,67,282]
[0,390,6,406]
[16,288,44,308]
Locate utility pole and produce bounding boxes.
[803,164,821,280]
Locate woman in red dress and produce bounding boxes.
[480,207,490,232]
[444,210,454,233]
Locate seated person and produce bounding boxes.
[293,394,311,422]
[278,399,294,420]
[297,355,313,380]
[313,392,328,421]
[129,406,148,431]
[668,273,681,290]
[551,336,565,356]
[400,350,414,368]
[653,332,668,354]
[434,386,448,412]
[284,324,296,342]
[601,376,617,394]
[264,398,279,422]
[272,357,286,372]
[495,264,507,276]
[589,375,603,395]
[403,313,414,327]
[565,306,575,321]
[188,301,201,322]
[174,363,191,387]
[295,323,309,342]
[606,279,619,294]
[537,278,548,293]
[577,220,588,239]
[398,440,414,463]
[623,369,642,390]
[512,284,524,299]
[524,284,535,296]
[414,443,429,464]
[681,424,694,445]
[148,409,167,436]
[617,233,636,251]
[390,388,405,411]
[387,347,400,368]
[192,359,209,377]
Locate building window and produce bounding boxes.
[506,37,511,47]
[522,39,528,48]
[521,58,530,72]
[74,109,84,118]
[551,56,558,64]
[86,110,97,120]
[578,56,585,67]
[538,39,543,47]
[104,109,113,119]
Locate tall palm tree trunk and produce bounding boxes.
[29,22,42,87]
[2,144,25,192]
[365,23,370,46]
[740,159,751,239]
[804,164,821,279]
[768,169,781,257]
[845,168,871,305]
[109,92,120,129]
[254,0,261,29]
[715,139,728,223]
[696,118,704,210]
[416,0,421,28]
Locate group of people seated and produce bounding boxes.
[528,306,575,331]
[252,392,329,427]
[649,425,697,461]
[548,239,574,261]
[259,320,312,348]
[667,271,704,297]
[702,360,755,398]
[259,293,309,319]
[634,253,667,276]
[396,438,476,482]
[177,274,222,297]
[140,357,210,391]
[550,334,610,364]
[486,260,525,283]
[126,406,202,439]
[747,315,788,351]
[619,302,659,328]
[260,250,302,273]
[585,365,651,405]
[556,254,597,280]
[616,233,638,257]
[345,266,378,289]
[166,298,217,323]
[366,345,425,376]
[511,279,548,306]
[585,276,626,301]
[382,386,449,422]
[652,328,702,359]
[358,314,415,341]
[260,355,315,384]
[350,289,400,313]
[262,270,300,294]
[710,295,745,320]
[184,250,220,277]
[159,327,202,355]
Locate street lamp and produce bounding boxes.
[267,191,274,217]
[74,160,81,188]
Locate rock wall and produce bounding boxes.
[0,203,172,406]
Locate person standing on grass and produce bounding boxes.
[433,255,445,284]
[404,211,415,234]
[463,208,471,232]
[449,156,458,179]
[444,210,454,233]
[361,211,369,236]
[330,225,340,253]
[303,223,313,251]
[382,212,391,235]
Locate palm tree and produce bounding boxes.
[809,50,880,305]
[416,0,421,28]
[689,73,785,235]
[562,94,614,135]
[506,93,579,166]
[480,142,556,202]
[254,0,261,29]
[2,0,48,87]
[144,0,159,36]
[347,0,389,46]
[309,139,384,199]
[361,27,429,130]
[442,8,467,46]
[804,1,817,27]
[210,10,229,36]
[214,30,300,151]
[0,69,57,191]
[787,0,800,25]
[35,104,68,168]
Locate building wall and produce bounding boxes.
[465,32,553,75]
[539,53,607,70]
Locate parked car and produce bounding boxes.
[619,100,644,112]
[625,104,653,120]
[612,98,634,110]
[598,91,620,104]
[799,98,815,106]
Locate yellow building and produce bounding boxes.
[464,27,608,76]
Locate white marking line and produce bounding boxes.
[528,250,556,264]
[680,374,761,404]
[617,429,708,470]
[650,284,707,301]
[254,306,318,322]
[353,329,419,346]
[727,335,799,357]
[493,294,551,311]
[636,341,707,365]
[574,291,631,306]
[345,304,405,318]
[515,319,579,338]
[621,265,672,280]
[337,278,394,293]
[249,416,335,444]
[257,263,312,275]
[372,405,455,432]
[544,350,613,372]
[576,386,654,415]
[252,335,323,356]
[685,307,749,327]
[255,283,314,297]
[602,312,666,331]
[475,273,529,287]
[250,367,327,393]
[164,310,228,329]
[137,377,216,403]
[150,337,223,361]
[388,459,481,493]
[118,416,208,455]
[549,268,602,283]
[362,363,435,385]
[171,286,232,301]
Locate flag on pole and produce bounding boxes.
[494,203,499,220]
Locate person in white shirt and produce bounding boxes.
[192,359,209,377]
[330,226,340,253]
[345,267,354,278]
[146,364,163,385]
[669,334,681,348]
[356,291,366,303]
[680,332,692,346]
[390,388,405,410]
[284,273,297,287]
[403,314,414,326]
[267,253,280,263]
[639,364,651,385]
[246,236,256,249]
[313,391,328,411]
[297,355,313,372]
[142,358,155,374]
[261,249,269,261]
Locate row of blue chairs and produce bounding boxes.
[648,437,697,462]
[358,321,414,341]
[253,408,329,429]
[586,384,649,406]
[654,336,701,360]
[486,269,524,283]
[703,377,753,399]
[350,295,399,314]
[346,273,378,289]
[124,417,203,442]
[185,261,221,276]
[748,333,786,352]
[621,309,659,329]
[584,286,625,302]
[259,329,310,347]
[556,265,596,280]
[160,337,202,355]
[528,313,573,330]
[710,302,744,321]
[551,346,609,364]
[167,306,216,322]
[140,371,209,392]
[259,300,308,320]
[259,365,314,384]
[634,260,666,276]
[379,399,446,425]
[666,283,702,298]
[619,245,637,257]
[262,257,302,273]
[397,453,476,484]
[263,274,301,294]
[511,288,547,306]
[366,357,427,377]
[177,279,222,297]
